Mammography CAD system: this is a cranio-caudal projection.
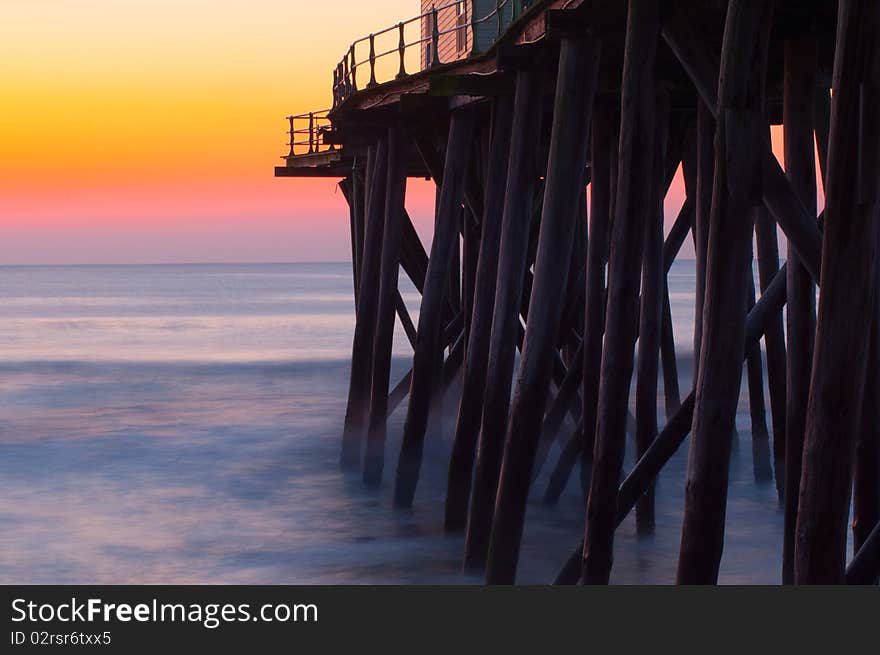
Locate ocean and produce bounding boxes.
[0,262,787,584]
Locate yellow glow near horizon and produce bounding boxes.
[0,1,432,263]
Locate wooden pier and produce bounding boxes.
[276,0,880,585]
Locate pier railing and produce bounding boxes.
[331,0,533,109]
[284,110,334,158]
[283,1,537,160]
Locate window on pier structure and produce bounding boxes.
[456,2,468,54]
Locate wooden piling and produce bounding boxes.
[781,37,818,584]
[393,109,476,508]
[676,0,773,584]
[754,205,787,498]
[634,90,669,535]
[340,138,388,470]
[578,103,617,500]
[363,124,408,486]
[353,153,369,303]
[745,271,773,483]
[557,266,790,584]
[853,313,880,575]
[583,0,659,585]
[485,33,601,585]
[445,96,514,532]
[692,102,714,376]
[795,0,880,584]
[463,68,542,572]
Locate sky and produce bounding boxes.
[0,0,436,264]
[0,2,802,265]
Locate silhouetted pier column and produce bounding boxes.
[677,0,773,585]
[464,66,542,572]
[363,124,408,486]
[634,89,669,535]
[583,0,660,585]
[445,97,514,532]
[394,108,476,508]
[486,32,601,584]
[781,36,818,584]
[341,139,388,470]
[796,0,880,584]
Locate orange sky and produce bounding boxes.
[0,1,435,264]
[0,2,806,264]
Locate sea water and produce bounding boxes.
[0,262,786,584]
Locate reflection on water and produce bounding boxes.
[0,263,787,584]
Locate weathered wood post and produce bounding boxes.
[556,267,792,585]
[340,139,388,470]
[445,97,514,532]
[541,103,617,507]
[745,271,773,482]
[796,0,880,586]
[393,109,476,508]
[352,155,368,304]
[781,37,818,584]
[754,204,787,498]
[363,124,408,486]
[486,33,601,584]
[693,102,714,375]
[578,103,617,494]
[676,0,773,585]
[582,0,659,585]
[853,313,879,579]
[634,89,669,535]
[339,176,358,303]
[463,67,542,572]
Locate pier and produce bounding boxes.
[276,0,880,584]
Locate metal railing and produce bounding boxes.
[284,110,334,158]
[331,0,534,109]
[282,1,537,160]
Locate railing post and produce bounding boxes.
[350,45,358,92]
[431,6,441,67]
[326,115,335,151]
[396,22,407,79]
[496,0,503,40]
[342,56,350,99]
[470,0,480,56]
[368,34,378,87]
[332,68,338,108]
[286,115,295,158]
[308,112,315,154]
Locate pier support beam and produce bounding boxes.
[745,272,773,483]
[692,102,714,375]
[781,36,818,584]
[394,109,476,508]
[486,33,601,584]
[578,103,616,497]
[463,67,542,572]
[541,103,617,506]
[796,0,880,584]
[634,90,669,535]
[754,205,787,498]
[583,0,659,585]
[677,0,773,584]
[445,97,514,532]
[340,139,388,470]
[363,124,408,486]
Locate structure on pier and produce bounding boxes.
[275,0,880,585]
